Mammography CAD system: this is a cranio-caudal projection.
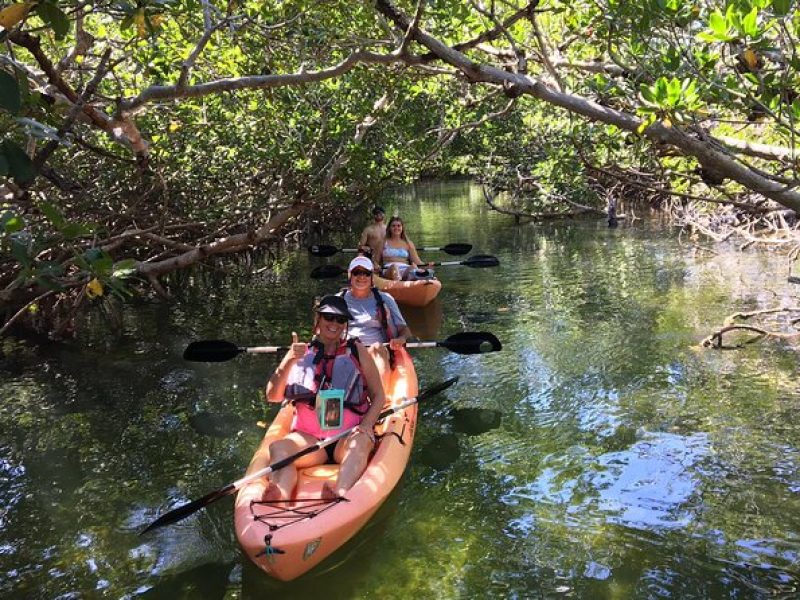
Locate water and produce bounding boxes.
[2,180,800,598]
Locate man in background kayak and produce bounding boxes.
[358,206,386,268]
[340,255,411,386]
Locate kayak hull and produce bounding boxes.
[373,275,442,307]
[234,347,418,581]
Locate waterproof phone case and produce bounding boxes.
[317,389,344,430]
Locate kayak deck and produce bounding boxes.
[373,274,442,307]
[234,347,418,581]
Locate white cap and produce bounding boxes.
[348,256,374,275]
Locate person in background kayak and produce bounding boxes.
[263,295,386,501]
[341,255,412,385]
[358,205,386,268]
[378,216,433,281]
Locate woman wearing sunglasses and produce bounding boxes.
[263,295,386,501]
[341,256,412,385]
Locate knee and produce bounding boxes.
[268,439,295,460]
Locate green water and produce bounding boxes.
[2,180,800,599]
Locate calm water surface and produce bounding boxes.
[2,181,800,599]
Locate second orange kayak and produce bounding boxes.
[373,274,442,307]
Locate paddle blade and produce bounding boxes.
[308,244,339,257]
[310,264,346,279]
[140,484,236,534]
[463,254,500,268]
[441,243,472,256]
[441,332,502,354]
[183,340,243,362]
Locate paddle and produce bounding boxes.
[183,340,288,362]
[309,242,472,257]
[309,254,500,279]
[140,377,459,534]
[183,331,502,362]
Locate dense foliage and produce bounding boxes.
[1,0,799,335]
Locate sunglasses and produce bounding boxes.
[319,313,348,324]
[351,269,372,277]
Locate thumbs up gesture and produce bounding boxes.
[289,331,307,361]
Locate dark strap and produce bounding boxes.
[371,287,395,369]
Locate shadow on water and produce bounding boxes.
[401,297,443,341]
[417,434,461,469]
[450,407,502,435]
[138,561,236,600]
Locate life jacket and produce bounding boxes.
[284,339,369,414]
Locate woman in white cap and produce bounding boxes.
[263,294,386,500]
[341,255,412,385]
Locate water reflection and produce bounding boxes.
[2,181,800,598]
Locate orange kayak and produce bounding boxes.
[234,347,419,581]
[374,274,442,307]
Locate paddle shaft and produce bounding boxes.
[339,246,465,253]
[244,345,288,354]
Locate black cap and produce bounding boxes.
[372,206,385,216]
[316,295,354,320]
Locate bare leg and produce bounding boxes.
[368,342,391,390]
[386,264,401,280]
[264,432,327,501]
[329,431,374,497]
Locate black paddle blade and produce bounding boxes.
[441,332,502,354]
[183,340,243,362]
[310,264,347,279]
[441,243,472,256]
[464,254,500,268]
[417,376,459,401]
[308,244,340,257]
[140,483,236,534]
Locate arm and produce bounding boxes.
[407,241,424,267]
[382,294,412,349]
[355,342,386,429]
[358,226,371,251]
[265,332,307,402]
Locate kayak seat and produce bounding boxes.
[299,464,340,479]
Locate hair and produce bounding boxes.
[385,216,408,242]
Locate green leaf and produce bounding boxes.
[0,70,21,114]
[112,258,138,278]
[708,10,727,35]
[35,260,65,278]
[35,2,71,40]
[91,256,113,276]
[1,140,35,184]
[0,152,8,177]
[83,247,105,263]
[1,210,24,233]
[38,201,66,228]
[10,233,32,267]
[741,7,760,37]
[772,0,792,16]
[60,222,94,239]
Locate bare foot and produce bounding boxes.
[320,482,340,501]
[261,481,282,502]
